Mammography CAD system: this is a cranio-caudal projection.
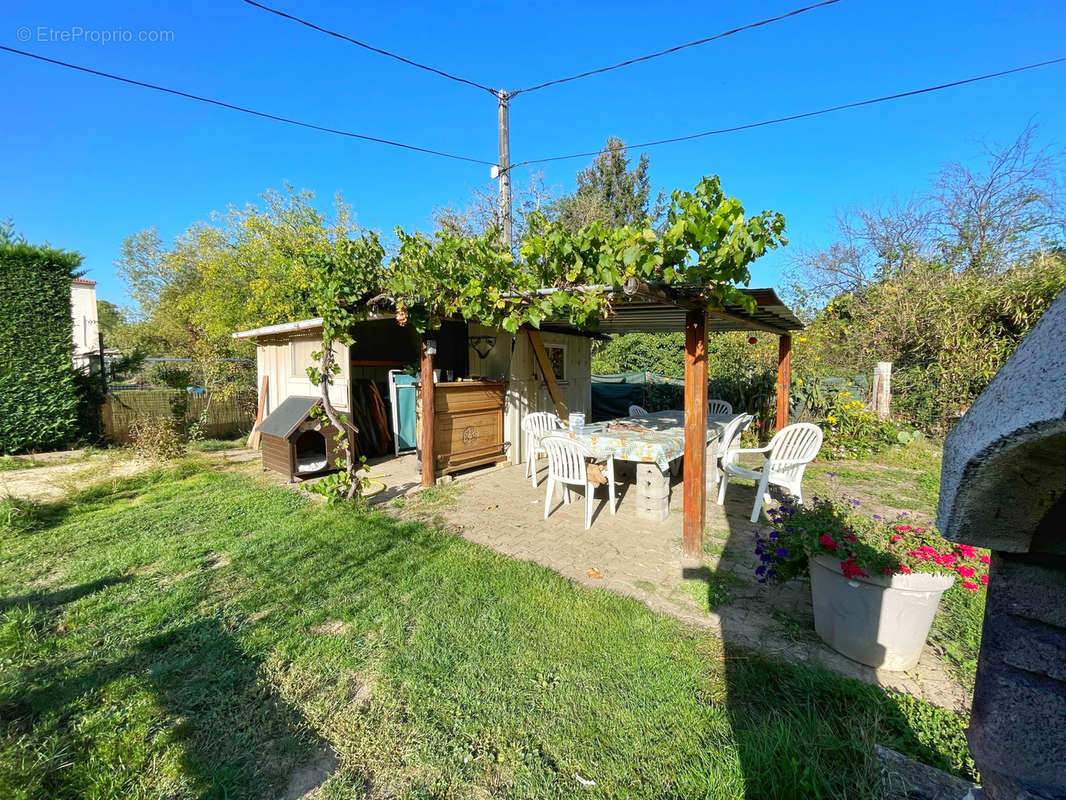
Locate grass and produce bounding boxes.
[0,461,976,799]
[186,436,248,453]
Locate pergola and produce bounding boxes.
[418,280,804,559]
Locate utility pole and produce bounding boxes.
[496,89,512,251]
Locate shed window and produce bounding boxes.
[545,344,566,382]
[291,338,318,377]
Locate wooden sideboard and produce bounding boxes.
[417,381,507,476]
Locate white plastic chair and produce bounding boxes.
[714,413,753,472]
[542,438,616,530]
[707,399,733,416]
[522,412,562,488]
[717,422,823,523]
[628,404,648,417]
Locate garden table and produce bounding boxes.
[546,410,739,521]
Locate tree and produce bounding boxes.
[932,124,1065,272]
[788,124,1065,304]
[548,136,664,231]
[432,170,555,247]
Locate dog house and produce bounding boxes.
[256,395,353,482]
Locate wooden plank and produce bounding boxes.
[776,334,792,432]
[247,375,268,450]
[525,327,569,419]
[420,339,436,487]
[683,309,709,558]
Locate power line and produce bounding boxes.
[510,56,1066,168]
[0,45,494,165]
[509,0,842,97]
[240,0,496,95]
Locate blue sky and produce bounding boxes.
[2,0,1064,307]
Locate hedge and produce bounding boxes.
[0,241,83,453]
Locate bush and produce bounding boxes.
[795,379,909,459]
[127,416,187,460]
[145,362,195,389]
[0,240,83,454]
[801,255,1066,433]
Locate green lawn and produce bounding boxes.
[1,460,974,799]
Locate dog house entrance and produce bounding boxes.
[294,428,328,474]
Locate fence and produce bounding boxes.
[101,389,257,444]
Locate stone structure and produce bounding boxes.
[938,288,1066,799]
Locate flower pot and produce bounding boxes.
[808,555,954,671]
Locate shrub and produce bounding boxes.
[752,496,990,592]
[0,240,83,453]
[127,416,187,460]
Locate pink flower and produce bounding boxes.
[844,533,858,542]
[819,534,838,551]
[890,535,902,542]
[897,564,912,574]
[980,555,991,564]
[957,566,976,578]
[981,574,989,585]
[958,544,977,559]
[895,525,912,532]
[963,580,979,592]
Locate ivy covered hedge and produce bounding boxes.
[0,240,83,454]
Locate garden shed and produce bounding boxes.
[233,315,596,472]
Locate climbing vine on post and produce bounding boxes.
[302,231,386,503]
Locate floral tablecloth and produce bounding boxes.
[546,410,735,471]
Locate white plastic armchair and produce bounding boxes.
[628,404,649,417]
[707,399,733,416]
[714,413,753,472]
[521,412,561,488]
[717,422,823,523]
[542,437,616,530]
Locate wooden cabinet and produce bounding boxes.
[417,381,507,476]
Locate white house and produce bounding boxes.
[71,277,99,371]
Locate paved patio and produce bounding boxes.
[384,453,970,713]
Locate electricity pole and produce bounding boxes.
[496,89,512,251]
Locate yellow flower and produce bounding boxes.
[798,337,808,343]
[827,415,837,424]
[796,378,803,385]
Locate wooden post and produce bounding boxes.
[872,361,892,417]
[776,334,792,432]
[420,337,436,487]
[683,309,708,558]
[247,375,268,450]
[497,90,512,251]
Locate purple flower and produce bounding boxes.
[872,514,882,520]
[769,531,779,540]
[766,569,777,579]
[759,553,771,563]
[851,499,861,506]
[776,547,789,558]
[828,472,837,477]
[755,565,766,576]
[785,526,794,533]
